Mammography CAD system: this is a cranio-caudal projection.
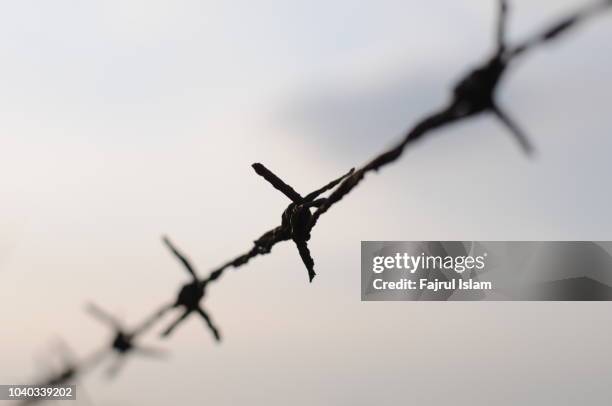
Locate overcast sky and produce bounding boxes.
[1,1,612,405]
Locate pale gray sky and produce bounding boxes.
[1,1,612,405]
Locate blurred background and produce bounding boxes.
[1,0,612,405]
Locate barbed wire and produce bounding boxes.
[20,0,612,403]
[158,236,221,340]
[84,303,168,378]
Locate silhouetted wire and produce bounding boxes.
[190,165,354,284]
[159,236,221,341]
[126,0,612,342]
[145,0,612,339]
[85,303,167,378]
[23,0,612,398]
[20,341,105,405]
[206,0,612,286]
[310,0,612,224]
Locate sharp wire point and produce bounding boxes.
[163,235,199,280]
[493,104,535,156]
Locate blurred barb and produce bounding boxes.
[20,339,105,405]
[160,236,221,341]
[310,0,612,222]
[86,303,123,330]
[508,0,612,59]
[497,0,509,53]
[85,303,167,378]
